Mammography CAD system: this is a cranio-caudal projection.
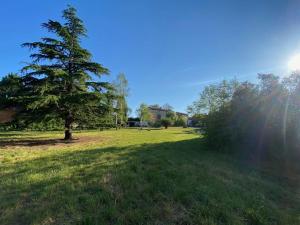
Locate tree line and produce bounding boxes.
[0,6,129,139]
[188,73,300,168]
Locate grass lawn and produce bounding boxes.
[0,128,299,225]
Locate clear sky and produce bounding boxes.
[1,0,300,114]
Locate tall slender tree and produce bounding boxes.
[113,73,130,126]
[136,103,150,129]
[21,6,111,140]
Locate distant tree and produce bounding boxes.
[188,114,207,128]
[186,105,195,116]
[188,73,300,168]
[149,104,160,108]
[127,117,140,122]
[187,79,240,149]
[161,103,175,125]
[174,115,187,127]
[166,110,176,120]
[162,103,173,111]
[0,73,30,128]
[113,73,130,126]
[136,103,150,128]
[153,120,162,128]
[0,73,23,102]
[161,118,171,129]
[20,6,111,140]
[188,79,238,114]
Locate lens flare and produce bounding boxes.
[288,54,300,71]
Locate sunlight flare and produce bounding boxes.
[288,53,300,71]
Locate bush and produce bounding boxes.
[174,117,186,127]
[161,118,172,129]
[152,120,162,128]
[188,74,300,169]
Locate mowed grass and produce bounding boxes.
[0,128,299,225]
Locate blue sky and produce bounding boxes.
[1,0,300,114]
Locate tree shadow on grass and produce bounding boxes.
[0,138,75,147]
[0,137,299,225]
[0,135,104,148]
[173,128,202,135]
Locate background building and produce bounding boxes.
[148,106,188,123]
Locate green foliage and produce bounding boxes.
[188,114,207,128]
[161,118,172,129]
[152,120,162,128]
[113,73,130,126]
[136,103,151,123]
[0,73,23,104]
[204,104,232,151]
[162,103,173,111]
[166,110,176,121]
[188,79,238,114]
[18,6,112,139]
[174,115,187,127]
[163,104,176,124]
[188,73,300,166]
[0,74,29,126]
[26,117,64,131]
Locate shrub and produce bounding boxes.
[153,120,162,128]
[161,118,172,129]
[174,117,186,127]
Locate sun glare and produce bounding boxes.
[288,54,300,72]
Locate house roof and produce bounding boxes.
[148,106,188,116]
[176,112,188,116]
[148,106,168,112]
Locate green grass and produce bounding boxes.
[0,128,299,225]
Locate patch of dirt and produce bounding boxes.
[0,135,103,150]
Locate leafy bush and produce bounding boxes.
[152,120,162,128]
[174,117,187,127]
[161,118,172,129]
[188,74,300,166]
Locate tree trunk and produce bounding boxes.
[65,129,72,140]
[64,112,73,140]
